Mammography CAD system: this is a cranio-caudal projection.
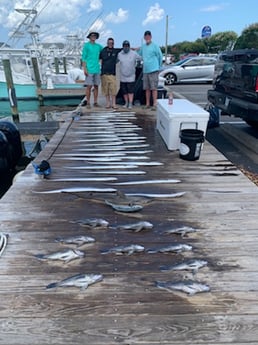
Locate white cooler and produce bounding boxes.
[156,99,209,150]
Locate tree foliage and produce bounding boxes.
[234,23,258,49]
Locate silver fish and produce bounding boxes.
[101,244,144,255]
[114,221,153,232]
[111,161,163,166]
[155,280,210,295]
[86,170,146,175]
[55,235,96,247]
[46,273,103,290]
[55,153,126,157]
[126,192,186,198]
[48,177,117,182]
[64,165,138,170]
[35,249,84,263]
[56,157,123,162]
[72,147,125,151]
[147,244,192,254]
[0,233,8,257]
[105,200,143,213]
[72,218,109,228]
[164,226,197,237]
[33,187,117,194]
[160,259,208,273]
[113,179,181,185]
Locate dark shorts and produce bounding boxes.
[120,81,135,95]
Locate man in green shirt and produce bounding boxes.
[81,31,103,108]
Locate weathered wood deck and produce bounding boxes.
[0,108,258,344]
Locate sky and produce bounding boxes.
[0,0,258,49]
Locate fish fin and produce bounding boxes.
[80,283,89,290]
[46,282,58,289]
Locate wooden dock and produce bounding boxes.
[0,108,258,344]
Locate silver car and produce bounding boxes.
[159,56,217,85]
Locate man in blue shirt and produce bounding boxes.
[138,30,163,111]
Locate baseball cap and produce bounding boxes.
[144,30,152,36]
[122,40,130,46]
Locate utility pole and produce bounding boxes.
[165,15,168,64]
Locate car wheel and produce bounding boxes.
[165,73,176,85]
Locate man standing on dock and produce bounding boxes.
[81,32,103,108]
[100,37,121,109]
[137,30,163,111]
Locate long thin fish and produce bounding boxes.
[63,165,139,170]
[48,177,117,182]
[32,187,117,194]
[85,170,146,175]
[113,179,181,185]
[126,192,186,198]
[56,157,123,162]
[55,153,126,157]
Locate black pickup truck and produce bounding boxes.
[208,49,258,128]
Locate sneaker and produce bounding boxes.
[93,103,101,107]
[151,105,157,111]
[142,105,150,109]
[86,104,91,109]
[122,104,128,108]
[128,105,132,110]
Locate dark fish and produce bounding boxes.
[147,244,192,254]
[160,259,208,273]
[35,249,84,263]
[115,221,153,232]
[72,218,109,228]
[105,200,143,213]
[155,280,210,295]
[163,226,197,237]
[46,273,103,290]
[55,235,95,247]
[101,244,145,255]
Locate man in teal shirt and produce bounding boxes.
[138,30,163,111]
[81,31,103,108]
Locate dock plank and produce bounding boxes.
[0,110,258,344]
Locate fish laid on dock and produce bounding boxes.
[147,244,192,254]
[0,233,8,257]
[64,165,139,170]
[101,244,145,255]
[113,179,181,185]
[35,249,84,263]
[126,192,186,198]
[48,177,117,182]
[105,200,143,213]
[114,221,153,232]
[72,218,109,228]
[55,235,96,247]
[155,280,210,295]
[163,226,197,237]
[32,187,117,194]
[160,259,208,273]
[46,273,103,290]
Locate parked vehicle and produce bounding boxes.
[207,49,258,128]
[159,56,217,85]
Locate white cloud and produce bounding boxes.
[105,8,128,24]
[87,0,102,13]
[142,2,165,26]
[200,3,229,12]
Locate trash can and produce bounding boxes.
[179,129,205,161]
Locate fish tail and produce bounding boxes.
[35,254,46,260]
[46,282,58,289]
[159,265,169,272]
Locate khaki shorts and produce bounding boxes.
[143,71,159,90]
[101,74,117,96]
